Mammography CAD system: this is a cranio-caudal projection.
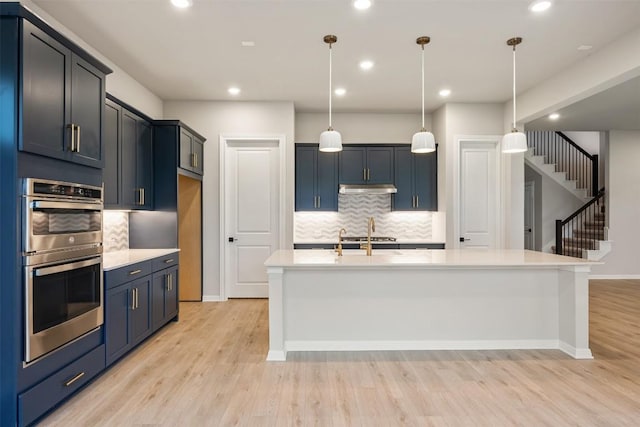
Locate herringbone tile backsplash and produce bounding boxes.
[104,211,129,252]
[295,194,438,241]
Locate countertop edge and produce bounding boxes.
[103,248,180,271]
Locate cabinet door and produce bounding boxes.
[21,20,71,160]
[130,277,152,345]
[316,151,338,211]
[192,137,204,175]
[367,147,394,184]
[121,110,138,209]
[414,150,438,211]
[105,284,131,366]
[70,54,104,167]
[136,119,153,209]
[392,146,414,210]
[151,271,167,331]
[339,147,367,184]
[104,100,121,206]
[295,146,317,211]
[179,129,193,172]
[165,266,179,321]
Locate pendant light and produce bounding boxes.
[502,37,528,153]
[411,36,436,154]
[319,35,342,152]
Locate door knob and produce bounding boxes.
[459,237,470,242]
[228,237,236,242]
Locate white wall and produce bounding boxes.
[563,132,600,155]
[432,105,447,214]
[163,101,295,299]
[591,131,640,278]
[18,0,163,118]
[295,112,426,143]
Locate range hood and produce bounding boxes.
[339,184,397,194]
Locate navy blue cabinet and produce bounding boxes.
[21,20,105,168]
[339,146,394,184]
[393,146,437,211]
[104,95,154,210]
[152,265,179,331]
[179,128,204,175]
[295,145,338,211]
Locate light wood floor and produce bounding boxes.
[39,280,640,426]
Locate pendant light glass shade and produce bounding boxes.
[502,37,527,154]
[411,36,436,154]
[319,35,342,152]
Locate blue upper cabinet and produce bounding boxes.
[21,20,106,168]
[339,146,394,184]
[295,145,338,211]
[393,146,438,211]
[179,128,204,175]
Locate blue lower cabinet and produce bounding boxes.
[105,275,152,367]
[152,266,179,331]
[18,345,105,426]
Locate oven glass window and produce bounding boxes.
[32,261,101,334]
[31,208,101,235]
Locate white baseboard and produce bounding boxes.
[202,295,225,302]
[589,275,640,280]
[558,342,593,359]
[266,350,287,361]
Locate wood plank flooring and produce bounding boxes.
[39,280,640,426]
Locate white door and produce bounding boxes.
[524,181,535,250]
[225,141,280,298]
[459,142,498,248]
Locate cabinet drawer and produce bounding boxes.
[105,260,152,289]
[152,253,179,271]
[18,345,105,426]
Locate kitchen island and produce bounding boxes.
[264,249,598,361]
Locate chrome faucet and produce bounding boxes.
[335,228,347,256]
[361,217,376,256]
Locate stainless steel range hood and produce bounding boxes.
[339,184,397,194]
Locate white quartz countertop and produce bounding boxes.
[103,248,179,271]
[265,249,600,269]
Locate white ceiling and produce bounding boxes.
[31,0,640,121]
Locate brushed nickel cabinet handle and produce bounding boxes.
[317,196,320,208]
[363,168,366,181]
[67,124,76,152]
[416,195,419,208]
[164,259,174,264]
[412,196,415,208]
[195,153,198,168]
[129,269,142,276]
[166,274,170,291]
[135,287,139,309]
[367,169,370,181]
[76,125,81,152]
[64,372,85,387]
[141,188,145,206]
[130,288,135,310]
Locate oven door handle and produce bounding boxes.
[31,201,103,211]
[34,257,101,277]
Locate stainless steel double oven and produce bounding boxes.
[22,178,104,363]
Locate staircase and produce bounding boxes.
[525,131,611,261]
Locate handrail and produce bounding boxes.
[556,131,595,160]
[555,188,605,256]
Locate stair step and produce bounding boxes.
[593,213,605,220]
[573,229,605,239]
[562,237,598,249]
[551,246,584,258]
[583,221,605,228]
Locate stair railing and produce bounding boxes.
[555,188,605,256]
[527,131,599,197]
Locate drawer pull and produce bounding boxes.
[129,269,142,276]
[64,372,85,387]
[164,259,174,264]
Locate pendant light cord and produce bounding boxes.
[512,45,517,131]
[421,45,425,130]
[329,42,333,129]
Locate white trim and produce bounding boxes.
[219,134,287,301]
[202,295,224,302]
[558,342,594,359]
[589,275,640,280]
[524,180,535,250]
[453,135,503,249]
[285,339,560,352]
[266,350,287,361]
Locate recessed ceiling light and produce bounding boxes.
[577,45,593,51]
[548,113,560,120]
[241,41,255,47]
[171,0,193,9]
[439,88,451,97]
[359,60,374,71]
[529,1,552,12]
[228,87,241,96]
[353,0,372,10]
[334,88,346,96]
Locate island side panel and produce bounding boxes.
[280,267,562,353]
[558,266,593,359]
[266,267,286,361]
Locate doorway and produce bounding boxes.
[220,137,285,299]
[457,139,501,249]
